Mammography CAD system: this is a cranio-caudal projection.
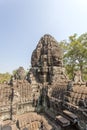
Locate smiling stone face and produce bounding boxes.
[31,34,63,67]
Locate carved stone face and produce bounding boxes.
[13,90,20,104]
[31,34,63,67]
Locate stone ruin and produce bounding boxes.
[0,34,87,130]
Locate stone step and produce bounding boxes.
[55,115,70,127]
[63,110,78,123]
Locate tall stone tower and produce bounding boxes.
[29,34,68,101]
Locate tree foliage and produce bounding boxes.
[0,72,11,83]
[59,33,87,80]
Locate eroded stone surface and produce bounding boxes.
[0,34,87,130]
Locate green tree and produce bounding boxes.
[0,72,11,83]
[59,33,87,80]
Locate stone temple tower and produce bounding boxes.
[29,34,68,102]
[31,34,63,83]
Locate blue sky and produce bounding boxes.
[0,0,87,73]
